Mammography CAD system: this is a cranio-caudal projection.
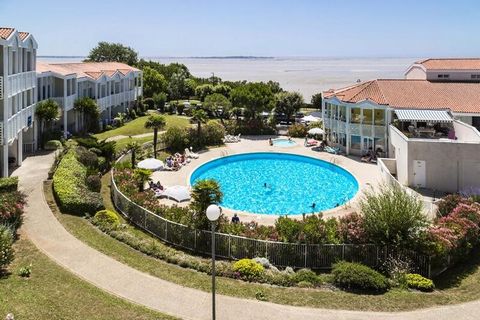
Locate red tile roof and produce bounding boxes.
[416,58,480,70]
[18,32,30,40]
[323,79,480,114]
[0,27,14,40]
[36,61,140,80]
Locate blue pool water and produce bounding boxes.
[190,152,358,215]
[273,138,297,147]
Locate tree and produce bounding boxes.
[73,97,100,133]
[191,109,208,135]
[35,99,59,147]
[203,93,231,125]
[230,82,275,120]
[195,84,215,101]
[133,168,152,192]
[152,92,167,111]
[213,84,232,97]
[168,70,189,100]
[361,184,427,248]
[144,114,166,159]
[190,179,223,229]
[126,141,141,168]
[311,93,323,110]
[266,80,283,94]
[274,91,304,124]
[85,41,138,66]
[162,126,189,153]
[142,66,168,98]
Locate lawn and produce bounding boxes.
[93,112,190,141]
[42,177,480,312]
[0,236,176,320]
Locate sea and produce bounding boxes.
[38,56,420,100]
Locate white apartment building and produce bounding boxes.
[0,27,37,177]
[37,61,143,135]
[322,58,480,193]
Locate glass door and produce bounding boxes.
[362,137,374,154]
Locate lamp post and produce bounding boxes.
[206,204,221,320]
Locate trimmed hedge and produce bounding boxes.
[332,261,390,292]
[53,149,103,215]
[406,273,434,292]
[44,140,62,151]
[232,258,265,281]
[92,210,120,231]
[0,177,18,193]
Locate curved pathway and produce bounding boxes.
[13,152,478,320]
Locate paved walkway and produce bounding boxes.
[12,152,479,320]
[105,131,156,142]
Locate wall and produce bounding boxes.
[453,120,480,142]
[405,66,427,79]
[388,126,409,185]
[426,70,480,82]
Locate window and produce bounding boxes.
[351,108,361,124]
[363,109,373,125]
[350,135,361,150]
[374,109,385,125]
[437,74,450,79]
[471,74,480,79]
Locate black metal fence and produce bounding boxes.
[111,173,433,277]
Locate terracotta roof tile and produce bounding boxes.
[417,58,480,70]
[18,32,29,40]
[0,27,15,40]
[36,61,139,80]
[323,79,480,114]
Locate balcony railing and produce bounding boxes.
[52,94,76,111]
[6,103,36,143]
[7,71,36,98]
[97,89,138,111]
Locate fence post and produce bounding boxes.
[304,244,307,268]
[265,241,268,259]
[228,235,231,258]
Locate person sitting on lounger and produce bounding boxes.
[231,213,240,224]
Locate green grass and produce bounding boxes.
[169,99,201,105]
[93,113,190,140]
[114,136,155,153]
[45,178,480,312]
[0,236,176,320]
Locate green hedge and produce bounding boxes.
[406,273,434,292]
[53,149,103,215]
[332,261,390,292]
[0,177,18,193]
[44,140,63,151]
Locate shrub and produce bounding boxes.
[332,261,390,292]
[75,146,98,168]
[203,120,225,146]
[361,184,427,248]
[0,224,14,271]
[86,174,101,192]
[297,281,314,288]
[0,191,26,230]
[293,269,319,286]
[44,140,62,151]
[275,216,302,243]
[437,194,467,218]
[18,264,32,278]
[232,258,265,280]
[162,126,189,153]
[287,123,308,138]
[143,97,155,110]
[338,212,367,244]
[450,202,480,225]
[0,177,19,193]
[88,147,103,156]
[92,210,120,231]
[405,273,434,292]
[176,104,185,115]
[153,92,167,111]
[53,149,103,215]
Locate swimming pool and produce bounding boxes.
[190,152,358,215]
[273,138,297,147]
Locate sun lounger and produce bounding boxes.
[184,148,199,159]
[325,146,340,154]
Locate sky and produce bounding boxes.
[1,0,480,57]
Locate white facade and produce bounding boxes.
[0,28,38,177]
[322,98,390,156]
[37,63,142,135]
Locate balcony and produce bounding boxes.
[7,71,36,98]
[6,104,36,143]
[52,94,76,111]
[97,89,138,111]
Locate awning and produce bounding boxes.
[394,109,453,123]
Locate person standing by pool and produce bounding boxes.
[268,138,273,146]
[231,213,240,224]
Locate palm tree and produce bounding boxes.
[133,168,152,191]
[73,97,100,133]
[144,114,166,158]
[126,141,141,168]
[191,109,208,135]
[35,99,60,148]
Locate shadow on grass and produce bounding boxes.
[434,248,480,290]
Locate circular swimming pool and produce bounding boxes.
[272,138,297,147]
[190,152,358,215]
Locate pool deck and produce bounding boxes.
[151,135,383,225]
